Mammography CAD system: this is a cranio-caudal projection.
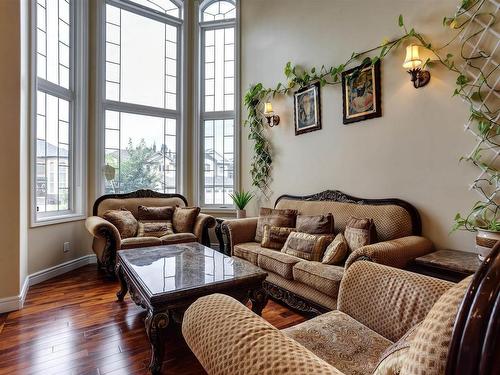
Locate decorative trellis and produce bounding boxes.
[456,0,500,229]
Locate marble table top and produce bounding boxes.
[415,249,481,275]
[118,243,267,298]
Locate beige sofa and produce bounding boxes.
[221,190,433,313]
[85,189,215,275]
[182,260,474,375]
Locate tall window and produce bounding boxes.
[32,0,87,224]
[100,0,183,194]
[198,0,238,208]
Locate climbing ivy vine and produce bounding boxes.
[244,0,499,231]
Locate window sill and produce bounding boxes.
[31,213,87,228]
[200,207,237,218]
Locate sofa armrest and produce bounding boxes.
[182,294,340,375]
[221,217,258,254]
[338,260,453,341]
[345,235,434,270]
[85,216,121,244]
[193,213,216,245]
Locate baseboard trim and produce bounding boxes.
[0,254,97,314]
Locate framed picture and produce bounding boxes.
[294,81,321,135]
[342,61,381,124]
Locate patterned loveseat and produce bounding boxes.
[183,261,473,375]
[221,190,433,313]
[85,189,215,275]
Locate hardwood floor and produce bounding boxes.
[0,264,307,374]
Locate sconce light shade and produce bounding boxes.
[403,44,422,69]
[403,44,431,88]
[263,102,280,127]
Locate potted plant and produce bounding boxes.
[229,190,254,219]
[453,203,500,261]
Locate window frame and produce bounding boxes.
[94,0,186,197]
[30,0,88,227]
[195,0,240,211]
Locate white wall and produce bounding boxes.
[240,0,477,252]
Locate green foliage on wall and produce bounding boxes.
[244,0,499,231]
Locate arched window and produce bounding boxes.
[198,0,238,208]
[127,0,182,19]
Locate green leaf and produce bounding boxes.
[398,14,404,27]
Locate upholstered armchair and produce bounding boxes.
[183,248,499,375]
[85,189,216,275]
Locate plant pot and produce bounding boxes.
[475,228,500,261]
[236,209,246,219]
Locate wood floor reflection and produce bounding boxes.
[0,264,306,374]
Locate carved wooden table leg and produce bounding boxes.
[145,310,170,374]
[249,287,269,316]
[115,262,128,301]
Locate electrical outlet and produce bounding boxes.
[63,242,70,253]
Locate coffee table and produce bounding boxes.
[114,242,268,374]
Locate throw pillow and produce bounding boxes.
[321,233,348,265]
[282,232,333,261]
[102,208,138,239]
[344,216,377,252]
[137,205,175,221]
[255,208,298,243]
[296,213,334,234]
[373,322,422,375]
[172,206,201,233]
[136,205,175,238]
[260,225,295,250]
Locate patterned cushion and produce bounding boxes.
[401,276,472,375]
[160,232,197,245]
[275,199,413,242]
[282,232,333,261]
[182,293,342,375]
[322,233,349,265]
[283,310,392,375]
[137,205,175,220]
[120,236,162,249]
[255,208,297,242]
[103,208,138,239]
[373,322,421,375]
[172,206,201,233]
[344,217,377,251]
[258,248,301,280]
[338,261,453,342]
[261,225,295,250]
[296,214,334,234]
[292,261,343,297]
[233,242,263,265]
[137,221,174,237]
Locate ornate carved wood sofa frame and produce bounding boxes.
[220,189,432,314]
[85,189,215,275]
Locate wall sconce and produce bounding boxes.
[403,44,431,88]
[263,102,280,127]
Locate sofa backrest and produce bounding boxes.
[274,190,421,241]
[93,189,187,218]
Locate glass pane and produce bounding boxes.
[104,111,177,194]
[106,6,179,110]
[204,27,234,112]
[37,0,71,87]
[127,0,181,18]
[35,91,71,213]
[203,119,234,205]
[202,1,236,22]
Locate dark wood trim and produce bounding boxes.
[262,280,329,316]
[446,242,500,375]
[92,189,189,216]
[274,189,422,235]
[294,81,322,136]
